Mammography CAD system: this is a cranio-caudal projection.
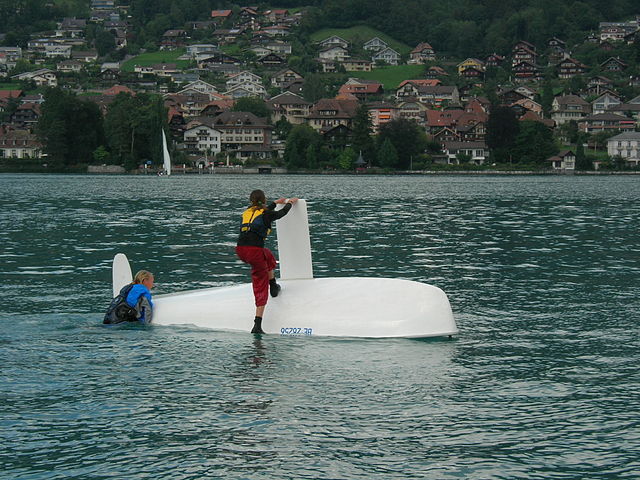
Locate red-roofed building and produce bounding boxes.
[338,81,383,100]
[211,10,233,20]
[103,85,135,96]
[397,79,441,88]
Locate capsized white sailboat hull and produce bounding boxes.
[152,277,457,338]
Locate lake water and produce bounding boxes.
[1,174,638,479]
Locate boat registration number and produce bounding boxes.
[280,327,313,336]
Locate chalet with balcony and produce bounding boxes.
[551,94,591,124]
[318,36,349,49]
[161,30,188,50]
[512,41,537,67]
[600,57,628,72]
[485,53,505,67]
[607,131,640,167]
[396,84,460,107]
[591,92,621,114]
[547,150,575,170]
[457,58,485,75]
[9,103,40,128]
[210,111,272,150]
[257,52,286,67]
[372,47,400,65]
[318,45,349,62]
[183,122,222,155]
[363,37,388,52]
[396,100,429,125]
[0,128,42,158]
[342,58,373,71]
[366,102,398,133]
[306,98,359,132]
[557,57,587,78]
[338,79,383,100]
[409,42,436,64]
[12,69,57,87]
[586,76,614,96]
[268,92,311,125]
[271,68,303,89]
[512,61,542,82]
[442,141,488,165]
[56,18,87,38]
[579,112,634,134]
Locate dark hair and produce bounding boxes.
[249,189,266,207]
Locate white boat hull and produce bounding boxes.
[152,277,457,338]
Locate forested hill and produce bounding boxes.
[1,0,639,58]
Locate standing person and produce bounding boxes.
[236,189,298,334]
[103,270,155,324]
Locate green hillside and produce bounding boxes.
[121,50,190,72]
[353,65,426,90]
[310,26,412,55]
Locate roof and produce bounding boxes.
[608,131,640,141]
[211,9,232,17]
[397,79,441,88]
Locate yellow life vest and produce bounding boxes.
[240,206,271,238]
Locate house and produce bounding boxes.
[519,111,555,128]
[271,68,303,89]
[12,69,57,87]
[264,9,289,23]
[591,92,621,114]
[164,92,212,118]
[305,98,359,132]
[395,84,460,107]
[178,80,219,97]
[338,79,383,100]
[186,44,218,59]
[198,52,241,68]
[363,37,388,52]
[318,45,349,62]
[607,131,640,167]
[261,25,290,37]
[342,58,373,72]
[161,30,188,50]
[367,102,399,133]
[586,76,614,96]
[45,44,72,58]
[317,36,348,49]
[72,50,98,63]
[224,83,267,99]
[557,57,587,79]
[547,37,567,63]
[151,63,179,77]
[511,98,543,116]
[268,92,311,125]
[457,58,485,75]
[0,127,43,158]
[9,103,40,127]
[441,141,489,165]
[211,9,233,21]
[182,122,222,155]
[226,71,262,89]
[425,66,449,79]
[372,47,400,66]
[459,66,484,81]
[262,41,292,56]
[547,150,575,170]
[56,60,83,72]
[578,112,634,134]
[256,52,286,67]
[396,100,430,125]
[600,57,628,72]
[551,95,591,124]
[512,41,537,67]
[56,18,87,38]
[512,61,542,82]
[485,53,505,67]
[209,111,273,150]
[409,42,436,64]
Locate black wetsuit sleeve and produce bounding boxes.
[263,202,292,227]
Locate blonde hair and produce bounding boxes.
[133,270,153,284]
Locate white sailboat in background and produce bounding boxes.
[162,129,171,176]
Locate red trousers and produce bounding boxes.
[236,246,276,307]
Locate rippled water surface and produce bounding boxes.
[1,174,639,479]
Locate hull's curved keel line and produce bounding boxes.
[111,200,458,338]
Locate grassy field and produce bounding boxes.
[0,84,23,90]
[353,65,426,90]
[121,50,191,72]
[310,26,411,55]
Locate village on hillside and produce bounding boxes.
[1,1,640,172]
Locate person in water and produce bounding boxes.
[104,270,155,324]
[236,189,298,334]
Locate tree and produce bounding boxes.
[377,118,428,169]
[337,147,356,170]
[511,121,556,165]
[376,138,399,169]
[486,106,520,162]
[575,139,592,170]
[283,124,322,169]
[232,96,270,119]
[36,88,105,166]
[351,104,375,161]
